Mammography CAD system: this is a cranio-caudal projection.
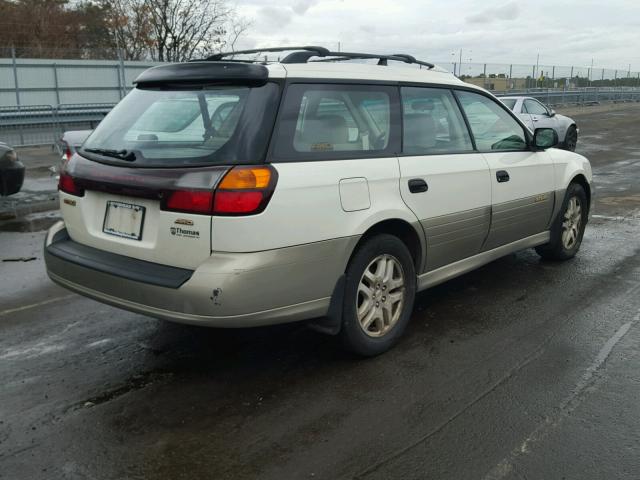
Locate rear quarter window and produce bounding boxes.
[272,83,400,161]
[500,98,517,111]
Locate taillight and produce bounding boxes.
[61,141,72,162]
[213,166,276,215]
[58,172,85,197]
[164,190,214,214]
[161,166,277,216]
[213,191,264,213]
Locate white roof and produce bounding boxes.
[265,62,476,88]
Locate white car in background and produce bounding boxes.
[500,96,578,151]
[60,130,93,163]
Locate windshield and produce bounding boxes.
[500,98,517,111]
[81,83,279,167]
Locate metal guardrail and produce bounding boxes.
[0,103,113,147]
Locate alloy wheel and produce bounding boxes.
[356,254,405,338]
[562,196,582,249]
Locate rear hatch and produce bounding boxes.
[58,62,281,269]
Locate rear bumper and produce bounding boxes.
[45,221,357,327]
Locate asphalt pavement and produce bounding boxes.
[1,104,639,480]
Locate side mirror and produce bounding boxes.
[533,128,558,150]
[548,109,556,117]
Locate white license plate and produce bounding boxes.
[102,201,146,240]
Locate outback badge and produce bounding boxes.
[174,218,194,226]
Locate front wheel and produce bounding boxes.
[339,234,416,356]
[536,183,587,261]
[563,125,578,151]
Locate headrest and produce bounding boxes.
[301,115,349,146]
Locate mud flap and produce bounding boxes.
[307,274,345,336]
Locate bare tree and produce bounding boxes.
[98,0,248,61]
[146,0,248,62]
[218,12,252,54]
[102,0,155,60]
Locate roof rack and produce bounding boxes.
[205,46,435,69]
[206,46,330,61]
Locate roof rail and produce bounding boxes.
[206,46,329,61]
[204,46,435,69]
[282,49,434,69]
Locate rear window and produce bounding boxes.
[500,98,517,110]
[81,83,280,167]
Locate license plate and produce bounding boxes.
[102,201,146,240]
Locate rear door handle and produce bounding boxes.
[408,178,428,193]
[496,170,510,183]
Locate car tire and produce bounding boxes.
[563,125,578,152]
[535,183,588,261]
[338,234,416,356]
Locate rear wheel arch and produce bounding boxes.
[350,219,424,273]
[311,219,423,337]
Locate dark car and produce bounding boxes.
[0,142,25,196]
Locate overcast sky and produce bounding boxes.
[234,0,640,71]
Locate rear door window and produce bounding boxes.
[272,84,400,161]
[401,87,473,154]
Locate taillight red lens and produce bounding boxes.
[213,191,264,213]
[161,166,277,216]
[58,172,85,197]
[164,190,214,214]
[63,142,72,162]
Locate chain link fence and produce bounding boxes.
[439,61,640,90]
[2,49,640,147]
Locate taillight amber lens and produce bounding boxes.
[212,166,277,216]
[218,167,272,189]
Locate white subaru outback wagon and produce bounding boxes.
[45,46,593,356]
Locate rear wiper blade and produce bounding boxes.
[84,148,136,162]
